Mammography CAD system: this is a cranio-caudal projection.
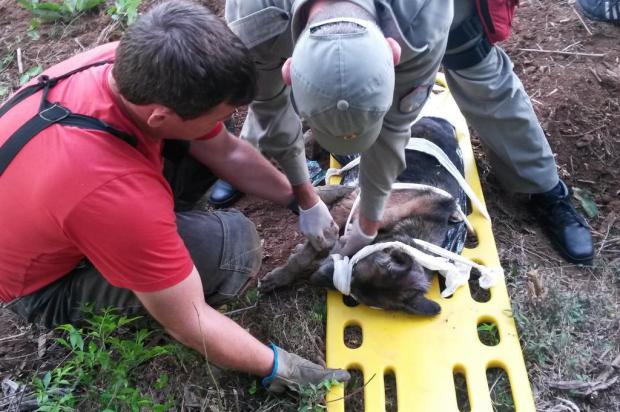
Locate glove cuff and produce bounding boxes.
[298,199,322,215]
[351,219,377,241]
[261,343,279,388]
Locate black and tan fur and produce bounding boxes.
[260,117,468,315]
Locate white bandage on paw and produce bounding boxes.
[331,254,352,296]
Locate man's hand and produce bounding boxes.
[331,219,376,257]
[299,199,339,251]
[263,345,350,393]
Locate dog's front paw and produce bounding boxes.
[259,266,297,292]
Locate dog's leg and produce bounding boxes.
[259,241,327,292]
[316,185,356,206]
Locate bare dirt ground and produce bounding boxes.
[0,0,618,411]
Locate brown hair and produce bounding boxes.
[113,0,256,119]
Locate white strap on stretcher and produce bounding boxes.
[406,138,490,220]
[325,156,360,184]
[332,239,503,298]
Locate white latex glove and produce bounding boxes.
[331,219,376,257]
[299,200,339,251]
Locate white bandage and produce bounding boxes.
[331,240,502,299]
[331,254,352,296]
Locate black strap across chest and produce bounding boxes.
[0,60,138,176]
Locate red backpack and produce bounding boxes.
[475,0,520,43]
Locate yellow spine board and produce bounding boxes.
[326,74,536,411]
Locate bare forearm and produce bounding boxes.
[135,270,274,377]
[225,142,292,204]
[293,180,320,210]
[190,137,293,206]
[167,301,273,376]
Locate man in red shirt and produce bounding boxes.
[0,1,347,393]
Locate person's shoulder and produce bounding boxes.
[35,42,118,81]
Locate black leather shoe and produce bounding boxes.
[208,179,242,208]
[529,181,594,265]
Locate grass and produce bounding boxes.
[17,0,142,27]
[107,0,141,26]
[1,0,618,410]
[17,0,107,23]
[501,252,619,410]
[31,307,175,411]
[487,368,515,412]
[296,378,340,412]
[477,322,500,346]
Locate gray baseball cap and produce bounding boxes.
[291,17,395,155]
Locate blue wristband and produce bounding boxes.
[261,343,279,387]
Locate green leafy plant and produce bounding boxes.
[17,0,106,22]
[247,379,258,395]
[310,302,326,322]
[477,322,500,346]
[297,378,340,412]
[0,84,10,100]
[572,187,598,218]
[32,308,174,411]
[107,0,141,26]
[19,65,42,85]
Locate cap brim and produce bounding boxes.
[310,120,383,155]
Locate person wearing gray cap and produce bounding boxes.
[227,0,452,255]
[226,0,594,265]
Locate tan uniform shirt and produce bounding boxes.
[226,0,453,220]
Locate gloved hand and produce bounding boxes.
[299,200,339,251]
[331,219,376,257]
[263,345,350,393]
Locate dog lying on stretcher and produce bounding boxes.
[260,117,472,315]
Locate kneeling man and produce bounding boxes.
[0,1,348,392]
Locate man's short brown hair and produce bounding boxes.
[113,0,256,119]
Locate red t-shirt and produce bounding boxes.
[0,43,218,302]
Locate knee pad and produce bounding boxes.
[442,15,492,70]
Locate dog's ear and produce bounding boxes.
[388,249,413,276]
[403,294,441,316]
[309,258,336,289]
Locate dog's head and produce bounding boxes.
[310,247,440,315]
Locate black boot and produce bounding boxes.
[529,181,594,265]
[208,179,242,208]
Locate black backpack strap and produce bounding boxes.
[0,60,137,177]
[0,101,138,175]
[0,60,112,117]
[0,103,69,175]
[442,15,492,71]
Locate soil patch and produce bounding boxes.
[1,1,618,411]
